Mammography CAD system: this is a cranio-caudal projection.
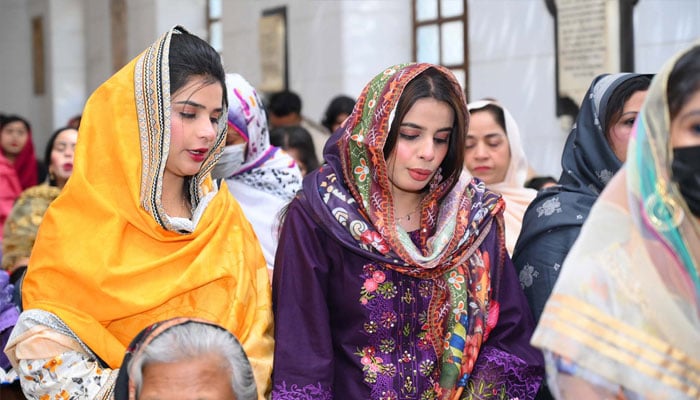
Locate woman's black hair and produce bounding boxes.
[321,95,356,132]
[383,67,467,193]
[0,114,31,134]
[668,45,700,120]
[603,75,651,137]
[270,125,320,173]
[168,30,227,107]
[268,91,302,117]
[44,126,75,186]
[525,175,557,191]
[469,103,507,134]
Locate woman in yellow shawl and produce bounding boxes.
[4,26,273,399]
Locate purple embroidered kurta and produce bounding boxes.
[271,195,543,399]
[272,63,543,399]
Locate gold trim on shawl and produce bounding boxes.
[538,293,700,397]
[19,26,273,397]
[134,26,227,231]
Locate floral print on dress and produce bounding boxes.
[272,382,333,400]
[518,263,539,288]
[354,158,370,182]
[536,197,562,217]
[16,351,117,399]
[360,230,391,254]
[357,263,439,399]
[596,168,614,184]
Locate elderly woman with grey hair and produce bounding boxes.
[114,317,257,400]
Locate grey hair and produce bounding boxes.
[128,322,257,399]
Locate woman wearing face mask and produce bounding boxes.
[532,43,700,400]
[512,73,651,324]
[465,100,537,255]
[212,73,302,279]
[4,27,273,399]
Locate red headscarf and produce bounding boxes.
[1,115,38,189]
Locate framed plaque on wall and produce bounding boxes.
[259,6,288,94]
[32,17,45,95]
[546,0,637,118]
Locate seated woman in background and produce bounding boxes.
[532,43,700,400]
[513,73,651,323]
[114,317,257,400]
[269,125,320,176]
[2,126,78,276]
[4,26,272,399]
[465,100,537,254]
[0,115,39,242]
[212,73,302,278]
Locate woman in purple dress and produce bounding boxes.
[271,63,544,400]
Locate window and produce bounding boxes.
[413,0,468,91]
[208,0,222,53]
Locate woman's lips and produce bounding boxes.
[62,163,73,172]
[408,168,432,181]
[188,149,208,162]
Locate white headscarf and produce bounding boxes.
[467,100,537,254]
[213,73,302,275]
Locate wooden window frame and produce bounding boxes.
[412,0,469,93]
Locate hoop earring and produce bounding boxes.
[644,193,684,232]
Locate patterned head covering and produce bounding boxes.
[217,73,301,200]
[560,73,643,193]
[20,26,273,378]
[308,63,506,396]
[627,45,700,302]
[515,73,650,255]
[135,28,227,230]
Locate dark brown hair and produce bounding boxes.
[668,45,700,120]
[383,67,467,193]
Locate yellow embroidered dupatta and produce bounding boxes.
[20,27,273,394]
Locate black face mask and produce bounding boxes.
[672,145,700,217]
